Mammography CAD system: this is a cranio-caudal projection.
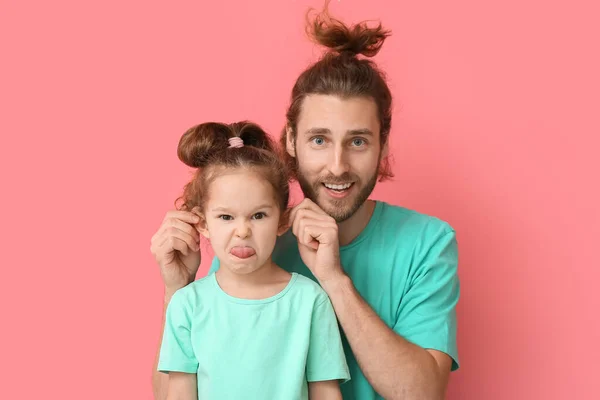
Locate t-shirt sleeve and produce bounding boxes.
[157,289,198,374]
[306,296,351,383]
[393,228,460,370]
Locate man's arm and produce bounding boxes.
[308,380,343,400]
[150,210,202,400]
[164,372,197,400]
[152,290,177,400]
[322,276,451,400]
[289,199,457,400]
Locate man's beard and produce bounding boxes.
[297,168,379,223]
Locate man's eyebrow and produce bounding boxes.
[303,127,331,135]
[303,127,374,136]
[347,128,373,136]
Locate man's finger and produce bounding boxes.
[158,228,199,252]
[163,210,200,225]
[291,208,324,225]
[292,209,331,240]
[165,218,200,243]
[165,236,192,257]
[306,223,339,245]
[289,198,326,223]
[155,237,190,259]
[290,207,330,231]
[293,211,336,246]
[301,225,321,250]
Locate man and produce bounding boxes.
[151,8,459,400]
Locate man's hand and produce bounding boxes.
[150,209,202,294]
[289,199,344,284]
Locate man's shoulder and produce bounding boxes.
[376,201,455,238]
[272,232,318,280]
[362,202,457,266]
[273,230,301,260]
[275,229,300,249]
[375,202,458,280]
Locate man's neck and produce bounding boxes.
[337,199,376,246]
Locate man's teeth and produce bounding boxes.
[324,183,352,190]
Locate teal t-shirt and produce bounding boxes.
[158,272,350,399]
[209,201,460,400]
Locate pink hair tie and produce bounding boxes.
[228,137,244,148]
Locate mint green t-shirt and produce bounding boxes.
[158,272,350,399]
[210,201,460,400]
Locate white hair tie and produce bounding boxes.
[228,137,244,148]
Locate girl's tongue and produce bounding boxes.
[230,246,256,259]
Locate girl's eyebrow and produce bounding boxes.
[212,205,274,212]
[253,205,274,210]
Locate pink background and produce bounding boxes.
[1,0,599,399]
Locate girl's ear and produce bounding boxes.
[192,207,209,239]
[277,208,291,236]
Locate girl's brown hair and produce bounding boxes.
[281,3,394,181]
[175,121,290,218]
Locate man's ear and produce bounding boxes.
[286,126,296,158]
[277,208,292,236]
[381,138,390,159]
[192,207,209,239]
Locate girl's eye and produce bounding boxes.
[311,136,325,146]
[351,138,366,147]
[252,212,267,220]
[219,215,233,221]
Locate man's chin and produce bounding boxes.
[314,195,357,222]
[328,208,355,223]
[299,180,362,222]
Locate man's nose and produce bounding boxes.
[327,146,351,176]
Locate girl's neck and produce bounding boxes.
[215,259,291,299]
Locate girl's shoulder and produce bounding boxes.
[169,273,218,307]
[287,272,330,306]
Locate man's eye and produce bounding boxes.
[352,138,366,147]
[311,137,325,146]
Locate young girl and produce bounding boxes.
[158,121,350,400]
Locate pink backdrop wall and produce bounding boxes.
[1,0,598,399]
